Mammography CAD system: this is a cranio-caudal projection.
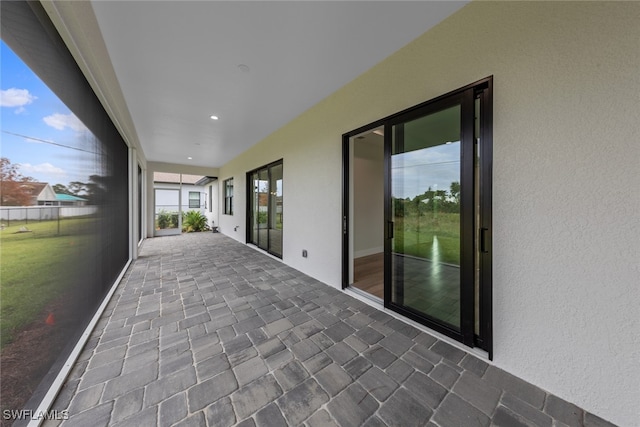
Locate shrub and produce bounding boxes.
[257,211,268,224]
[156,209,178,229]
[182,210,209,232]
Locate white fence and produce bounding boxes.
[0,206,98,223]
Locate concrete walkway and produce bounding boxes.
[45,233,613,427]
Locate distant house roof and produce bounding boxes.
[21,182,57,202]
[21,182,49,196]
[55,193,88,202]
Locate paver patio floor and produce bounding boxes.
[44,233,613,427]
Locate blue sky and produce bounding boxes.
[1,40,94,187]
[392,142,460,200]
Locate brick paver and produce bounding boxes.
[43,233,615,426]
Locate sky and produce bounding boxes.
[392,142,460,200]
[1,40,95,187]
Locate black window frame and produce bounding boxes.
[223,178,234,215]
[246,159,284,258]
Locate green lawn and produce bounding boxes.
[393,213,460,265]
[0,218,94,348]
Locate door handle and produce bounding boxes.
[480,227,489,253]
[387,221,394,239]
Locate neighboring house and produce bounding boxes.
[153,172,218,235]
[21,182,57,206]
[153,172,210,214]
[19,183,88,206]
[55,193,87,206]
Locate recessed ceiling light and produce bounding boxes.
[210,115,219,120]
[238,64,250,73]
[187,157,193,160]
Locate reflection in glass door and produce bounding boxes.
[248,160,283,258]
[269,163,284,256]
[390,104,463,329]
[257,169,269,251]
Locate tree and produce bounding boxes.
[0,157,35,206]
[50,176,111,205]
[449,181,460,204]
[83,174,109,205]
[52,183,73,195]
[68,181,90,196]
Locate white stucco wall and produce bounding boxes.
[217,2,640,424]
[206,182,219,230]
[153,183,208,213]
[353,137,384,258]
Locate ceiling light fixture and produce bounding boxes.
[210,115,219,120]
[187,157,193,160]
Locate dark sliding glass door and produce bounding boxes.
[248,160,283,258]
[343,78,492,355]
[389,103,464,330]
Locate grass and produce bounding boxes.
[0,218,95,348]
[393,212,460,265]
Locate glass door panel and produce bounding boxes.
[269,163,283,257]
[248,160,284,258]
[250,172,259,246]
[154,188,181,236]
[257,169,269,251]
[390,105,462,329]
[138,165,143,243]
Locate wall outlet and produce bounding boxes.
[302,249,308,258]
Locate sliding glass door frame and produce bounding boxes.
[341,77,492,356]
[246,159,284,258]
[384,89,475,346]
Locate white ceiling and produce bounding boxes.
[89,1,467,169]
